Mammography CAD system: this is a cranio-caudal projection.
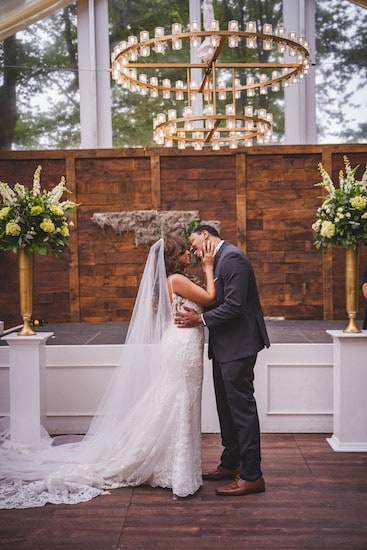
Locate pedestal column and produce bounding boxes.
[1,332,54,449]
[326,330,367,452]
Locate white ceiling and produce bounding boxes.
[0,0,74,41]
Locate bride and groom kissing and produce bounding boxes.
[0,224,270,508]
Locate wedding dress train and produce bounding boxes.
[0,240,205,508]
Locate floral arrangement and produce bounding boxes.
[0,165,77,256]
[312,156,367,249]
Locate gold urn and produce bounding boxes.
[343,245,361,334]
[18,247,36,336]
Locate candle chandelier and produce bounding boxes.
[111,1,310,150]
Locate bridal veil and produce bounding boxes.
[0,238,177,507]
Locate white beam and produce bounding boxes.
[77,0,112,148]
[0,0,74,41]
[283,0,316,144]
[189,0,203,119]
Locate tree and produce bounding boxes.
[0,36,18,149]
[110,0,285,147]
[0,5,79,150]
[0,0,365,149]
[315,0,367,142]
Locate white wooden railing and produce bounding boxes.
[0,343,333,434]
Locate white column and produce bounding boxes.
[326,330,367,452]
[1,332,54,449]
[283,0,316,144]
[94,0,112,146]
[77,0,112,148]
[189,0,203,121]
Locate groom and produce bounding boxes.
[175,225,270,496]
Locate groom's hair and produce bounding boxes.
[193,225,220,238]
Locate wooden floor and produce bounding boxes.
[0,433,366,550]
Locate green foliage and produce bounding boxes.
[0,5,79,150]
[181,216,201,264]
[0,0,365,149]
[315,0,367,142]
[181,216,201,244]
[111,0,285,146]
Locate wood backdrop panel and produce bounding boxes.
[245,151,323,319]
[0,145,366,328]
[75,154,152,322]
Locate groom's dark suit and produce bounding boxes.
[203,241,270,481]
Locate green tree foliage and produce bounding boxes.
[0,0,365,149]
[109,0,189,147]
[110,0,285,147]
[0,36,18,149]
[0,5,79,150]
[315,0,367,142]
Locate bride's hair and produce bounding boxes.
[164,234,187,275]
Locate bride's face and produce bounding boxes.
[177,247,191,266]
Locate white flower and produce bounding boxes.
[32,165,42,195]
[0,182,16,205]
[318,163,335,194]
[48,178,66,203]
[320,220,335,238]
[350,195,367,210]
[14,184,27,199]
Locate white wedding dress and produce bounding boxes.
[0,240,205,508]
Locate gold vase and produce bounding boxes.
[18,247,36,336]
[343,245,361,333]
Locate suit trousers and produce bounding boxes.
[212,354,262,481]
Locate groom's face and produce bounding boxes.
[189,231,206,258]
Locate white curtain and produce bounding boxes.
[0,0,74,41]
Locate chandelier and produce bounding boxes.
[111,1,310,150]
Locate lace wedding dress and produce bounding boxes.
[0,240,204,508]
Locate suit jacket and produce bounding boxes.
[203,241,270,362]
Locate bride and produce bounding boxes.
[0,234,216,508]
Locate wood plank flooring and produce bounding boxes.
[0,433,366,549]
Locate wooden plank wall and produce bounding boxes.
[0,145,366,328]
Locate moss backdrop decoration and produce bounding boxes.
[92,210,220,247]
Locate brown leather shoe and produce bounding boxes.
[216,475,265,496]
[202,464,240,481]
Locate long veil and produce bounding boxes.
[0,238,175,508]
[83,237,172,443]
